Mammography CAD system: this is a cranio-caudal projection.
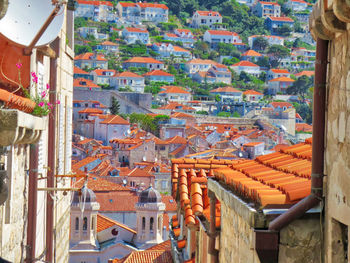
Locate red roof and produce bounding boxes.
[100,115,130,125]
[259,1,280,5]
[116,71,143,78]
[295,123,312,132]
[269,76,295,82]
[78,108,103,114]
[143,70,174,77]
[207,30,238,36]
[158,102,195,111]
[137,2,168,9]
[196,10,221,17]
[176,29,192,34]
[118,2,137,7]
[125,27,149,33]
[243,89,263,95]
[268,16,294,22]
[77,0,113,7]
[269,101,293,108]
[270,68,290,74]
[92,69,116,76]
[159,86,190,94]
[74,52,107,61]
[232,61,259,67]
[124,57,163,64]
[242,50,262,57]
[100,40,118,46]
[244,142,264,147]
[295,71,314,77]
[73,78,100,88]
[74,66,89,75]
[210,86,242,94]
[97,214,136,234]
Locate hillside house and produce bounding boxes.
[191,10,222,29]
[73,78,101,91]
[158,86,192,103]
[74,52,108,69]
[163,29,195,47]
[241,50,263,62]
[143,70,175,83]
[77,27,109,40]
[111,71,145,93]
[151,43,191,60]
[267,68,291,80]
[158,102,196,114]
[286,0,308,11]
[230,61,261,76]
[210,86,243,102]
[253,1,281,18]
[94,41,119,55]
[185,58,217,75]
[265,16,295,35]
[116,2,168,24]
[268,76,295,94]
[243,89,264,102]
[73,100,108,121]
[74,66,93,80]
[94,115,131,145]
[203,30,242,48]
[248,35,284,49]
[193,64,232,84]
[123,57,165,71]
[122,27,149,44]
[75,0,115,22]
[90,69,116,86]
[243,141,265,159]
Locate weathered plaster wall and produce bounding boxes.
[324,29,350,263]
[0,145,29,262]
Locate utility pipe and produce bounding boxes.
[46,38,59,262]
[208,191,218,262]
[268,38,329,231]
[26,144,39,263]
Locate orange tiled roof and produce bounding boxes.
[269,76,295,82]
[296,123,312,132]
[242,50,262,57]
[143,70,174,77]
[74,52,107,61]
[100,115,130,125]
[100,40,118,46]
[73,78,100,88]
[166,136,187,145]
[210,86,242,94]
[269,102,293,108]
[171,112,195,119]
[232,61,259,67]
[196,10,221,16]
[116,71,143,78]
[78,108,103,114]
[147,240,171,251]
[158,102,195,111]
[270,68,290,74]
[159,86,190,94]
[74,175,130,192]
[207,30,238,36]
[171,140,313,224]
[137,2,168,9]
[77,0,113,7]
[74,66,89,75]
[97,214,136,234]
[124,57,163,64]
[125,27,149,33]
[243,89,263,95]
[295,70,314,77]
[268,16,294,22]
[113,251,172,263]
[92,69,116,76]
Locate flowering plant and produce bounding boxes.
[16,63,60,116]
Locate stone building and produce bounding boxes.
[0,3,74,262]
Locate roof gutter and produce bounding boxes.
[255,38,329,263]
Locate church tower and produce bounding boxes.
[70,186,100,250]
[135,186,165,248]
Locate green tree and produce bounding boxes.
[74,17,87,30]
[267,45,290,68]
[110,97,120,115]
[74,44,92,55]
[276,24,293,37]
[253,37,269,51]
[286,75,313,100]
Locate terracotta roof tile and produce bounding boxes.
[97,214,136,234]
[159,86,190,94]
[124,57,163,64]
[232,61,259,67]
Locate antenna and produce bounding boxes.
[0,0,65,50]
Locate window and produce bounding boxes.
[83,217,88,230]
[75,217,79,230]
[142,217,145,230]
[150,217,154,231]
[161,180,168,189]
[91,216,94,230]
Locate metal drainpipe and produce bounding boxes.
[208,191,218,263]
[268,38,329,232]
[26,144,39,263]
[46,38,59,262]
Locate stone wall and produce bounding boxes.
[0,145,29,262]
[323,26,350,263]
[74,90,152,114]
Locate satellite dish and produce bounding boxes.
[122,179,127,186]
[142,156,146,162]
[0,0,65,47]
[280,125,287,131]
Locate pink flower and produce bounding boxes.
[89,87,92,91]
[56,100,60,104]
[38,102,44,107]
[16,63,22,69]
[41,91,46,98]
[31,72,38,83]
[31,72,36,77]
[47,102,52,107]
[46,84,50,90]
